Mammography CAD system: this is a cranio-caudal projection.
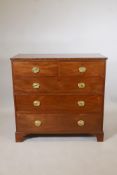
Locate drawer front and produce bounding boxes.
[15,95,103,113]
[12,61,58,77]
[14,77,104,95]
[60,61,105,77]
[59,77,104,94]
[14,77,58,93]
[16,113,102,133]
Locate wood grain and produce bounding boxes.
[14,77,104,95]
[11,53,107,60]
[10,54,107,142]
[15,95,103,113]
[60,61,105,77]
[16,113,102,133]
[12,61,58,77]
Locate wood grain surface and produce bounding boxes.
[11,54,107,142]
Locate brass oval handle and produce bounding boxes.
[77,120,85,126]
[34,120,42,127]
[32,83,40,89]
[32,67,40,73]
[77,101,85,107]
[78,82,85,89]
[78,66,87,73]
[33,100,40,107]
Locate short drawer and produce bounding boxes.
[15,95,103,113]
[12,61,58,77]
[59,77,104,94]
[60,61,105,77]
[14,77,58,93]
[16,113,102,133]
[14,77,104,95]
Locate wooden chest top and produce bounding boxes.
[11,53,107,61]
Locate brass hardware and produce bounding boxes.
[32,67,40,73]
[33,100,40,107]
[77,120,85,126]
[78,82,85,89]
[77,101,85,107]
[34,120,42,127]
[79,67,87,73]
[32,83,40,89]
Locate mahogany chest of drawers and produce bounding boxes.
[11,54,107,142]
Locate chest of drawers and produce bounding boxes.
[11,54,107,142]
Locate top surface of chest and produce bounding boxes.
[11,53,107,61]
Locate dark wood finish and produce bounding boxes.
[17,113,101,134]
[14,77,104,94]
[10,54,107,142]
[15,132,25,142]
[12,61,58,77]
[16,113,102,133]
[15,95,103,113]
[60,61,105,77]
[96,133,104,142]
[11,53,107,60]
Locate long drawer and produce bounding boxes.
[16,113,102,133]
[15,95,103,113]
[14,77,104,94]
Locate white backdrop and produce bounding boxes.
[0,2,117,175]
[0,0,117,110]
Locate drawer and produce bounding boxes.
[16,113,102,133]
[12,61,58,77]
[15,95,103,113]
[14,77,58,93]
[59,77,104,94]
[60,61,105,77]
[14,77,104,95]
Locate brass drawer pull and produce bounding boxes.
[78,82,85,88]
[33,100,40,107]
[34,120,42,127]
[77,101,85,107]
[78,66,87,73]
[77,120,85,126]
[32,83,40,89]
[32,67,40,73]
